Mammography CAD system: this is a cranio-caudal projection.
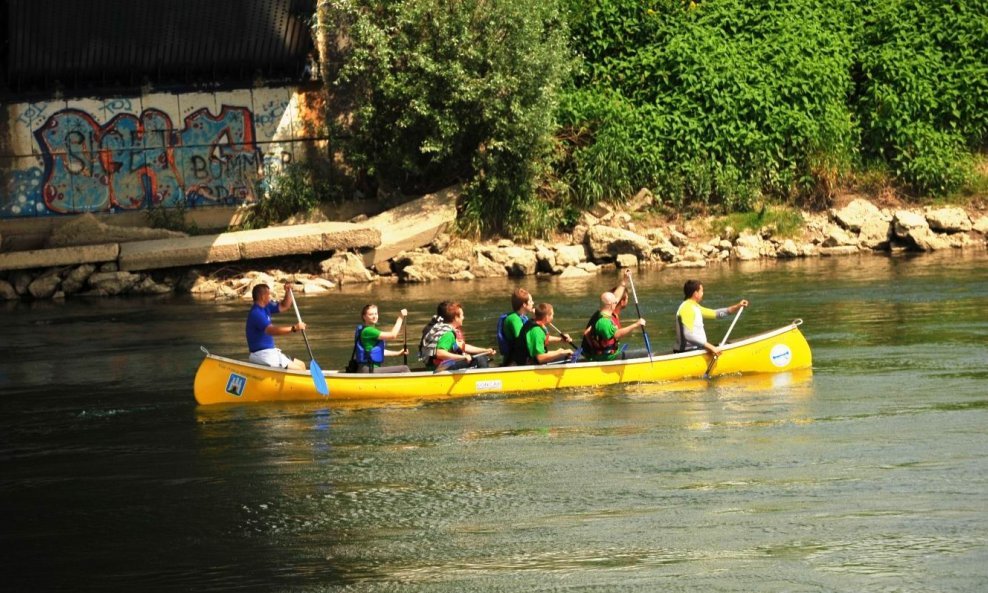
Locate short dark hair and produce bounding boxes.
[683,279,702,299]
[438,301,461,323]
[534,302,553,321]
[252,283,270,301]
[360,303,377,318]
[511,288,531,311]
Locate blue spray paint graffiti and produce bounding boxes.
[0,167,45,217]
[31,105,261,214]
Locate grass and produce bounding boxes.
[709,205,805,238]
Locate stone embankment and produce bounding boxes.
[1,189,986,303]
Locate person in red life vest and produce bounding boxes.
[513,303,574,365]
[246,282,307,369]
[581,273,647,361]
[347,304,411,373]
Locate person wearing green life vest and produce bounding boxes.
[514,303,574,365]
[496,288,534,365]
[347,304,411,373]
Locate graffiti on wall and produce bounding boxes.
[31,105,261,214]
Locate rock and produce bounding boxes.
[821,224,857,247]
[501,246,537,276]
[819,245,860,256]
[653,240,679,262]
[571,224,589,245]
[47,212,187,247]
[892,210,929,239]
[12,270,33,295]
[320,252,375,284]
[300,278,336,294]
[973,216,988,235]
[0,279,17,300]
[908,227,951,251]
[400,265,437,283]
[925,206,972,233]
[559,266,592,278]
[131,276,173,295]
[443,238,475,262]
[430,232,452,253]
[61,264,96,294]
[576,262,599,273]
[777,239,800,258]
[449,270,475,281]
[28,270,62,299]
[216,284,240,299]
[470,253,508,278]
[616,253,639,268]
[99,262,119,272]
[392,251,469,276]
[669,229,690,248]
[88,271,140,295]
[667,259,707,268]
[534,245,558,274]
[189,277,220,297]
[554,244,587,267]
[833,198,886,232]
[586,225,652,262]
[735,232,763,250]
[858,218,892,250]
[732,245,761,261]
[626,188,655,212]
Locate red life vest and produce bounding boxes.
[581,310,621,356]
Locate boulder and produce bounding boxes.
[925,207,972,233]
[559,265,592,278]
[821,223,857,247]
[534,245,559,274]
[819,246,860,256]
[61,264,96,294]
[893,210,929,239]
[131,276,174,295]
[28,270,62,299]
[88,271,141,295]
[470,253,508,278]
[449,270,476,281]
[320,252,375,284]
[908,228,952,252]
[299,278,336,294]
[586,225,652,261]
[626,187,655,212]
[400,265,437,283]
[833,198,886,232]
[392,251,469,277]
[858,218,892,250]
[616,253,639,268]
[777,239,800,258]
[554,244,587,267]
[0,279,17,300]
[501,246,538,276]
[973,216,988,235]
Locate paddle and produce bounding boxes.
[288,287,329,396]
[548,322,576,350]
[704,305,744,379]
[626,274,654,365]
[402,317,408,366]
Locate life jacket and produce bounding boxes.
[352,325,385,365]
[418,316,455,362]
[496,312,529,359]
[581,310,620,356]
[510,319,547,366]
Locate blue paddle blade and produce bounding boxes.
[310,359,329,396]
[569,347,583,363]
[642,331,653,355]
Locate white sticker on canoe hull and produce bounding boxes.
[475,379,503,391]
[770,344,792,368]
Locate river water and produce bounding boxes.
[2,251,986,592]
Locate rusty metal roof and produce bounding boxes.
[1,0,315,96]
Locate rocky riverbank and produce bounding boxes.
[2,193,986,302]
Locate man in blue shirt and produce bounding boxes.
[246,283,307,369]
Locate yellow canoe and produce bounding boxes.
[194,320,811,405]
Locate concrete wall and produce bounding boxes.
[0,87,328,220]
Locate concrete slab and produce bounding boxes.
[118,234,242,271]
[0,243,119,271]
[362,187,458,267]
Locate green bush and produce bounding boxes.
[241,162,324,230]
[321,0,572,238]
[559,0,859,212]
[853,0,987,195]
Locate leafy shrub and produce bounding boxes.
[241,162,325,230]
[321,0,572,238]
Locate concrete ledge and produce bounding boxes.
[363,187,458,267]
[118,221,382,271]
[119,234,242,271]
[0,243,119,271]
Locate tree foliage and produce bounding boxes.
[321,0,571,238]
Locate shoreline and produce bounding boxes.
[1,195,986,303]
